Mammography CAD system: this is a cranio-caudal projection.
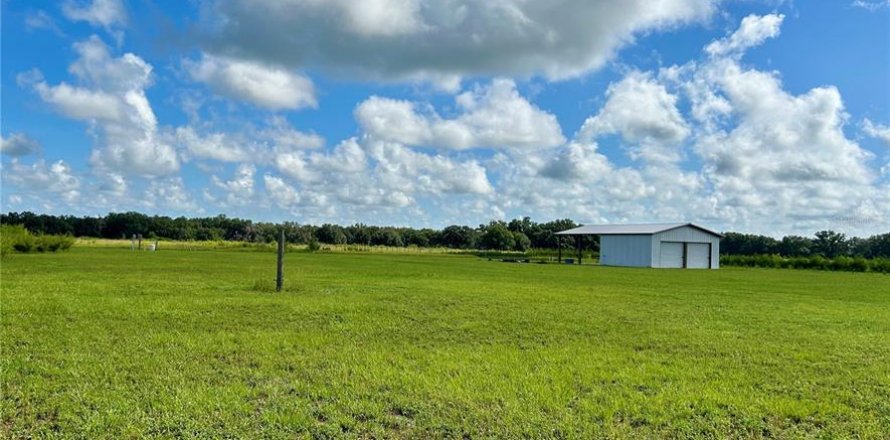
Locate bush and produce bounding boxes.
[870,258,890,274]
[13,236,35,253]
[1,224,74,256]
[36,234,75,252]
[3,224,34,254]
[851,257,869,272]
[307,238,321,252]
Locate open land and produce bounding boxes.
[3,246,889,438]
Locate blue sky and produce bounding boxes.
[2,0,889,236]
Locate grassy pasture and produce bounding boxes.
[2,247,889,439]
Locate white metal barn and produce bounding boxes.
[556,223,722,269]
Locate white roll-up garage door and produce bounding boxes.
[660,242,684,268]
[686,243,711,269]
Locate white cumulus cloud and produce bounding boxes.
[186,53,317,111]
[579,71,690,163]
[356,79,565,150]
[2,159,81,203]
[705,14,784,57]
[63,0,127,28]
[862,119,890,146]
[26,36,178,176]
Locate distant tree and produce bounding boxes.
[349,224,373,245]
[721,232,778,255]
[864,233,890,258]
[847,237,870,258]
[778,235,812,257]
[372,228,404,247]
[316,224,347,244]
[507,216,534,234]
[512,231,531,252]
[403,229,432,247]
[479,223,515,250]
[439,225,478,249]
[813,230,848,258]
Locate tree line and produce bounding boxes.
[2,211,888,258]
[721,230,890,259]
[0,212,592,252]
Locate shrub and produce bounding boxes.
[2,225,35,254]
[1,224,75,256]
[870,258,890,274]
[851,257,869,273]
[13,236,35,253]
[307,238,321,252]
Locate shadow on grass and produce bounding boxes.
[250,279,308,293]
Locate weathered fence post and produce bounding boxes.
[276,228,284,292]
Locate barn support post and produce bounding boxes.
[557,235,562,262]
[276,228,285,292]
[576,235,582,265]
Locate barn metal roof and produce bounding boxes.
[555,223,723,237]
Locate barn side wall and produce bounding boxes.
[600,235,653,267]
[652,226,721,268]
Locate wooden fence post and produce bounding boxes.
[276,228,284,292]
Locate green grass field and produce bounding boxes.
[2,247,889,439]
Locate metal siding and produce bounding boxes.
[653,226,721,269]
[600,235,653,267]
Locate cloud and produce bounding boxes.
[680,17,877,230]
[97,172,127,196]
[495,13,884,235]
[260,116,325,150]
[32,81,124,120]
[211,164,255,206]
[173,117,325,164]
[186,53,317,111]
[579,71,690,162]
[25,10,66,36]
[2,159,81,203]
[1,133,42,157]
[355,79,565,150]
[365,139,494,195]
[26,36,178,176]
[263,174,301,209]
[852,0,890,11]
[261,135,492,221]
[143,177,198,212]
[62,0,126,28]
[705,14,784,57]
[201,0,717,83]
[274,137,367,183]
[539,141,612,181]
[174,127,254,163]
[862,119,890,146]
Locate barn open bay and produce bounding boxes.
[3,247,889,438]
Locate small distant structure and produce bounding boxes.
[556,223,722,269]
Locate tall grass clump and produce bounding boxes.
[1,224,74,256]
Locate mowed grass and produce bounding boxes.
[2,248,889,439]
